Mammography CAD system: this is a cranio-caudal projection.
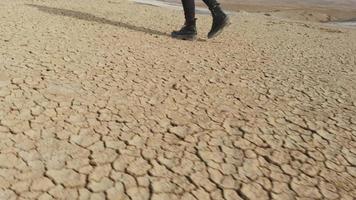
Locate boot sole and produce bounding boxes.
[171,34,197,41]
[208,17,231,39]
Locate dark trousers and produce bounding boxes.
[182,0,195,23]
[182,0,218,24]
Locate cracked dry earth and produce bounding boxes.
[0,0,356,200]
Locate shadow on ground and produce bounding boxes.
[26,4,170,37]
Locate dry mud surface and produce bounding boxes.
[0,0,356,199]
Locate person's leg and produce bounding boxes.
[201,0,230,38]
[171,0,197,40]
[182,0,195,24]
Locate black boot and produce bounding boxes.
[202,0,230,39]
[171,19,197,41]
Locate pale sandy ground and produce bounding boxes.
[196,0,356,22]
[137,0,356,24]
[1,0,356,199]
